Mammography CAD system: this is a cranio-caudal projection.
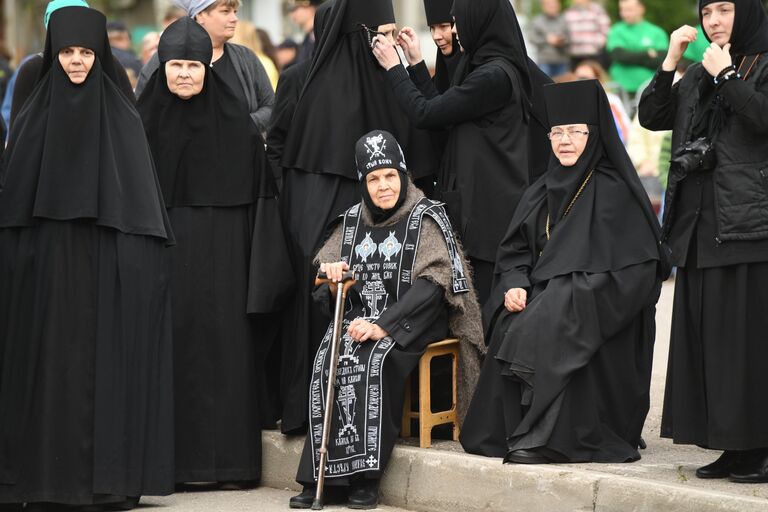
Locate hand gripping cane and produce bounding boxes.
[312,270,356,510]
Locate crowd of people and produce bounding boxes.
[0,0,766,511]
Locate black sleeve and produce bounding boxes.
[406,60,439,99]
[375,278,445,350]
[716,69,768,133]
[311,284,334,319]
[638,69,678,131]
[10,56,43,129]
[384,63,513,129]
[609,48,665,69]
[266,61,308,188]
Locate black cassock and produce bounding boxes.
[137,18,292,483]
[296,192,470,485]
[384,0,547,304]
[461,80,665,463]
[0,8,174,505]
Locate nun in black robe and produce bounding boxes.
[137,17,291,486]
[0,7,174,508]
[639,0,768,482]
[276,0,440,435]
[460,80,666,464]
[373,0,540,305]
[421,0,463,94]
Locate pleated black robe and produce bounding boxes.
[461,79,665,463]
[137,17,292,483]
[0,7,175,506]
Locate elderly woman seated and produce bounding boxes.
[460,80,666,465]
[290,130,483,509]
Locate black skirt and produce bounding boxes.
[0,220,174,506]
[168,206,265,483]
[276,170,359,434]
[662,255,768,450]
[461,264,658,463]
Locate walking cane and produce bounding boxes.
[312,270,356,510]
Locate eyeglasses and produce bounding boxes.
[547,129,590,141]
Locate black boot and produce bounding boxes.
[729,449,768,483]
[695,450,749,479]
[288,486,315,509]
[347,479,379,510]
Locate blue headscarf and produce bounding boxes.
[44,0,89,28]
[172,0,218,18]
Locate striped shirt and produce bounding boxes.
[564,3,611,58]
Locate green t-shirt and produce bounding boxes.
[607,20,669,93]
[682,25,709,63]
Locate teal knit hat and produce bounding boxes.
[44,0,90,28]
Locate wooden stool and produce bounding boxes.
[401,338,460,448]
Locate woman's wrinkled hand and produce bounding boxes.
[319,261,349,296]
[347,318,389,343]
[504,288,528,313]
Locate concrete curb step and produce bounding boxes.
[262,432,768,512]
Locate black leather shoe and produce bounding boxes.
[730,450,768,483]
[695,450,749,479]
[219,480,258,491]
[288,486,315,509]
[347,480,379,510]
[504,448,552,465]
[109,496,140,511]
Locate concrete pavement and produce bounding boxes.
[141,281,768,511]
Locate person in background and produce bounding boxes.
[163,5,187,29]
[276,38,299,69]
[573,59,631,144]
[107,20,143,85]
[564,0,610,67]
[529,0,570,78]
[0,42,13,105]
[141,31,160,65]
[288,0,324,66]
[232,20,278,89]
[257,28,281,74]
[607,0,668,97]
